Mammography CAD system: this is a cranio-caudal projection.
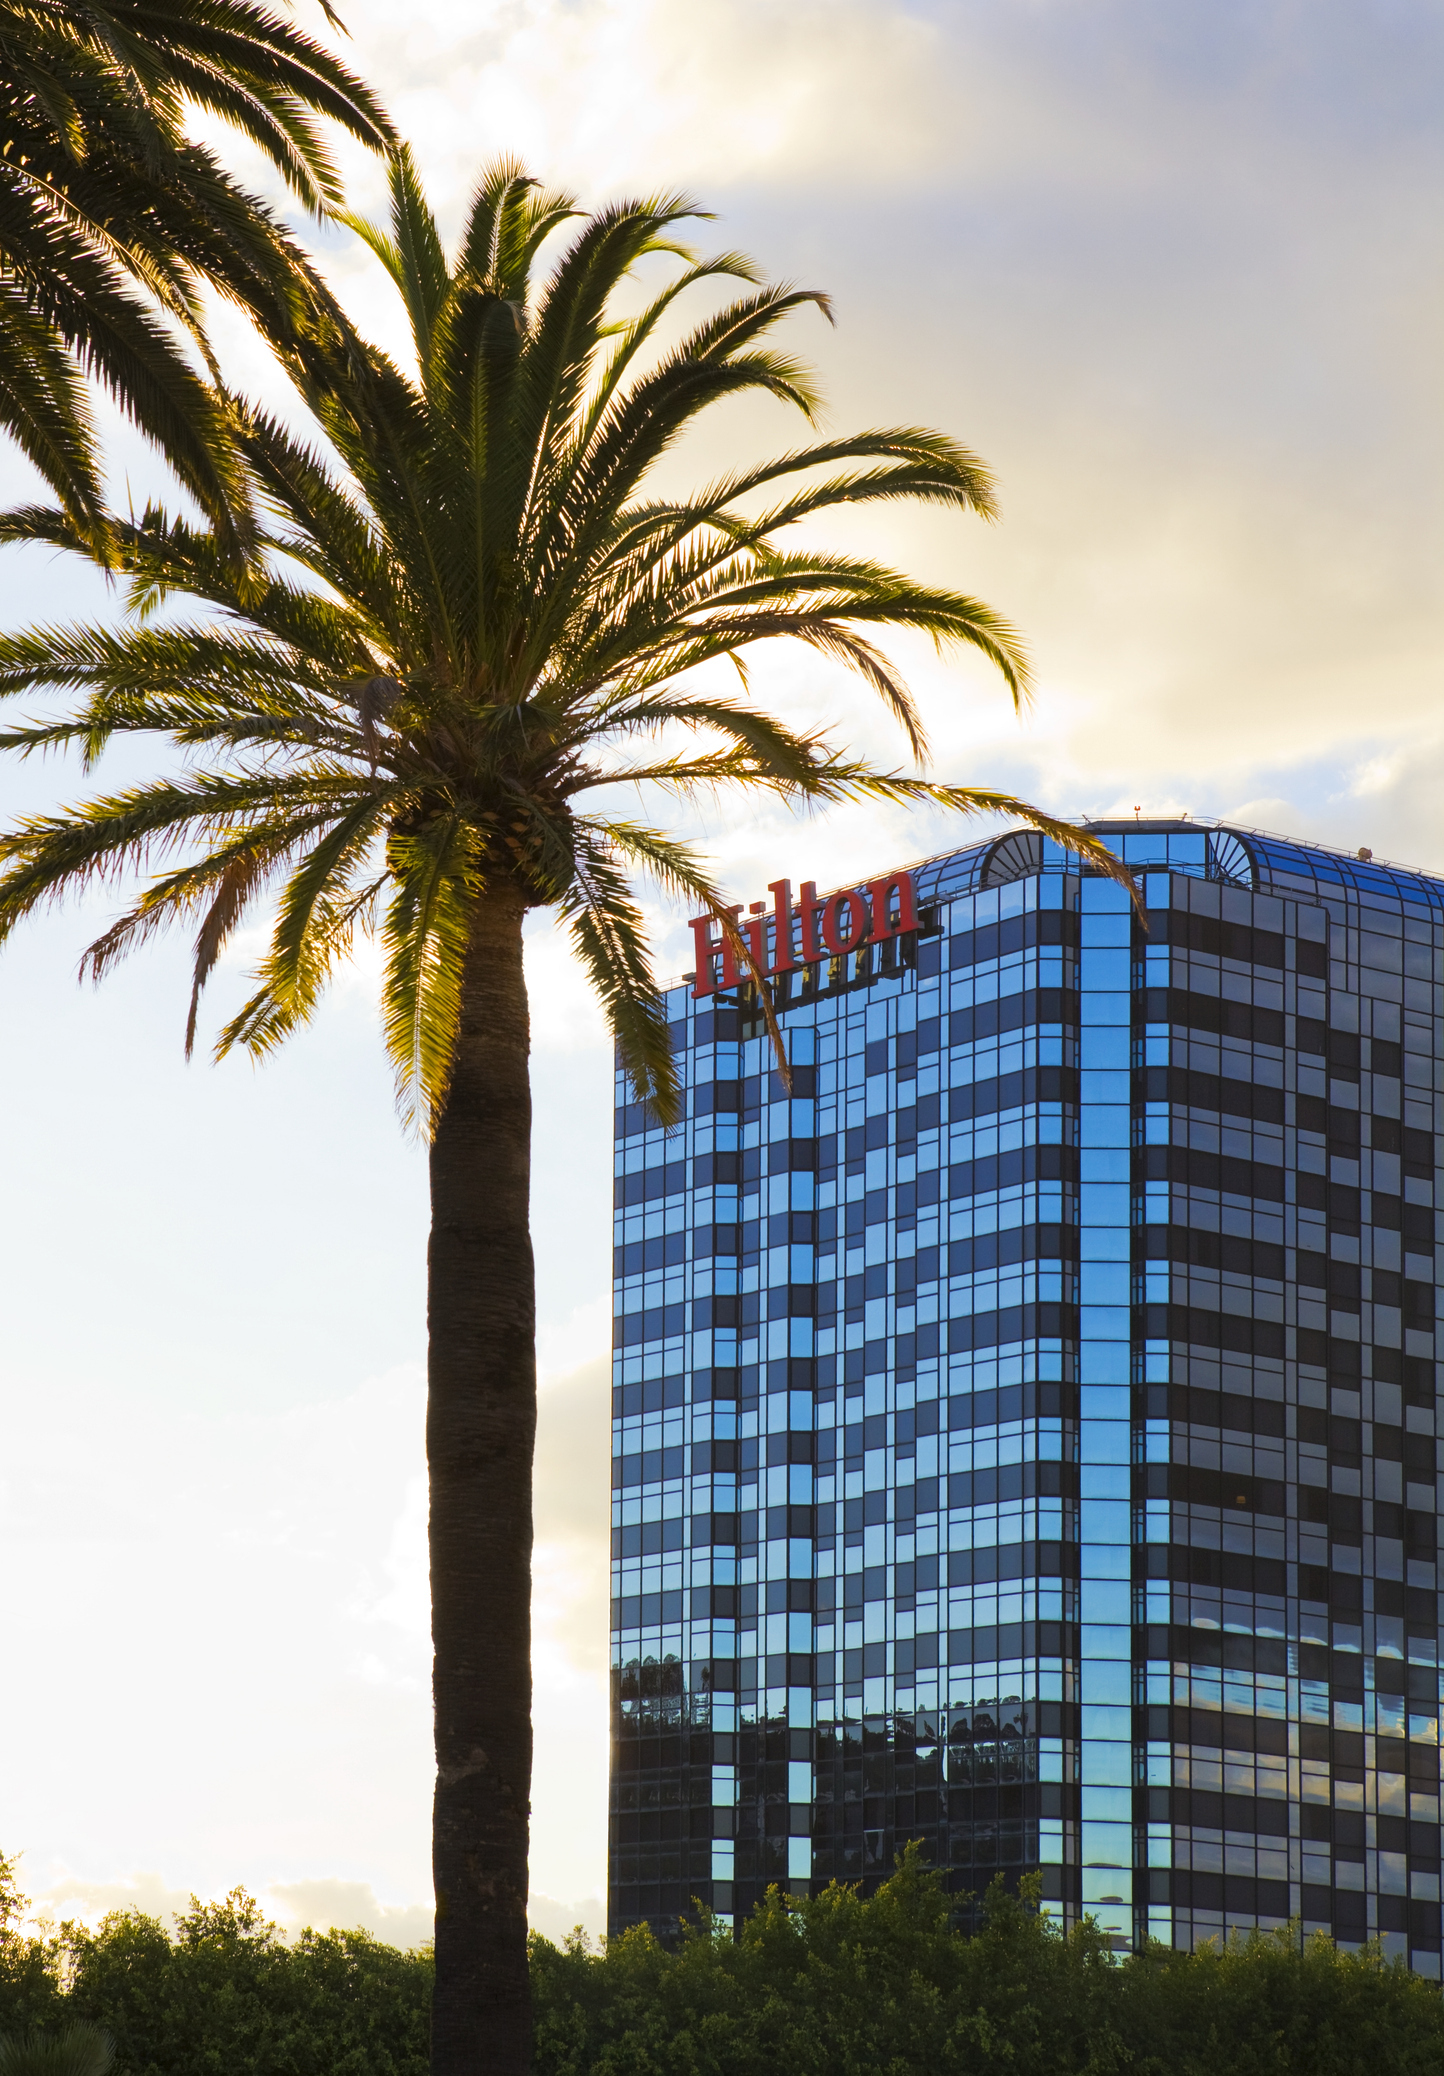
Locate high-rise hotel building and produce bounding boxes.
[608,819,1444,1964]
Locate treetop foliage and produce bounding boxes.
[3,1844,1441,2074]
[531,1848,1444,2076]
[0,1852,432,2075]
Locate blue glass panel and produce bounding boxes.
[1081,1830,1133,1872]
[1082,1785,1134,1824]
[1080,1661,1132,1706]
[1080,1149,1131,1183]
[1118,835,1168,866]
[1081,1579,1131,1624]
[1078,1000,1136,1046]
[1081,1625,1131,1660]
[1080,1737,1134,1782]
[1080,1262,1129,1305]
[1079,1303,1130,1340]
[1079,1183,1130,1227]
[1079,901,1131,941]
[1080,1107,1131,1149]
[1079,1456,1130,1490]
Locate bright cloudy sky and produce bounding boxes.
[0,0,1441,1946]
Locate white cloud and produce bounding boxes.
[331,0,952,218]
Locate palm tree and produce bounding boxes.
[0,149,1123,2073]
[0,0,391,551]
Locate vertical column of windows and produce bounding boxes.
[1144,874,1294,1952]
[1134,879,1177,1933]
[935,874,1077,1921]
[1075,876,1136,1947]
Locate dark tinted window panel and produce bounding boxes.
[1137,1145,1284,1202]
[1149,908,1285,969]
[950,1224,1079,1274]
[1138,988,1285,1047]
[1140,1064,1284,1123]
[950,989,1079,1045]
[949,908,1077,969]
[1138,1225,1284,1280]
[949,1063,1078,1123]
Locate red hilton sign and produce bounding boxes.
[689,871,918,998]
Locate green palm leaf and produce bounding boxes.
[381,809,483,1130]
[0,0,393,547]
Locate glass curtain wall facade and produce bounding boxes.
[608,819,1444,1964]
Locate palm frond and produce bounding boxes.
[0,287,107,542]
[381,146,450,365]
[0,0,392,556]
[381,811,484,1134]
[459,158,577,299]
[78,819,306,988]
[558,821,679,1125]
[0,766,373,941]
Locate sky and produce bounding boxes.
[0,0,1441,1946]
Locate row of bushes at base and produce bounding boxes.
[0,1860,430,2076]
[5,1849,1444,2074]
[534,1851,1444,2076]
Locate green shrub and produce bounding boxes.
[531,1847,1444,2076]
[5,1844,1443,2073]
[0,1860,430,2076]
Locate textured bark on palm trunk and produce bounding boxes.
[428,878,535,2074]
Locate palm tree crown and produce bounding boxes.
[0,145,1099,1116]
[0,0,392,545]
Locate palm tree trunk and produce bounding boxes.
[427,875,535,2075]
